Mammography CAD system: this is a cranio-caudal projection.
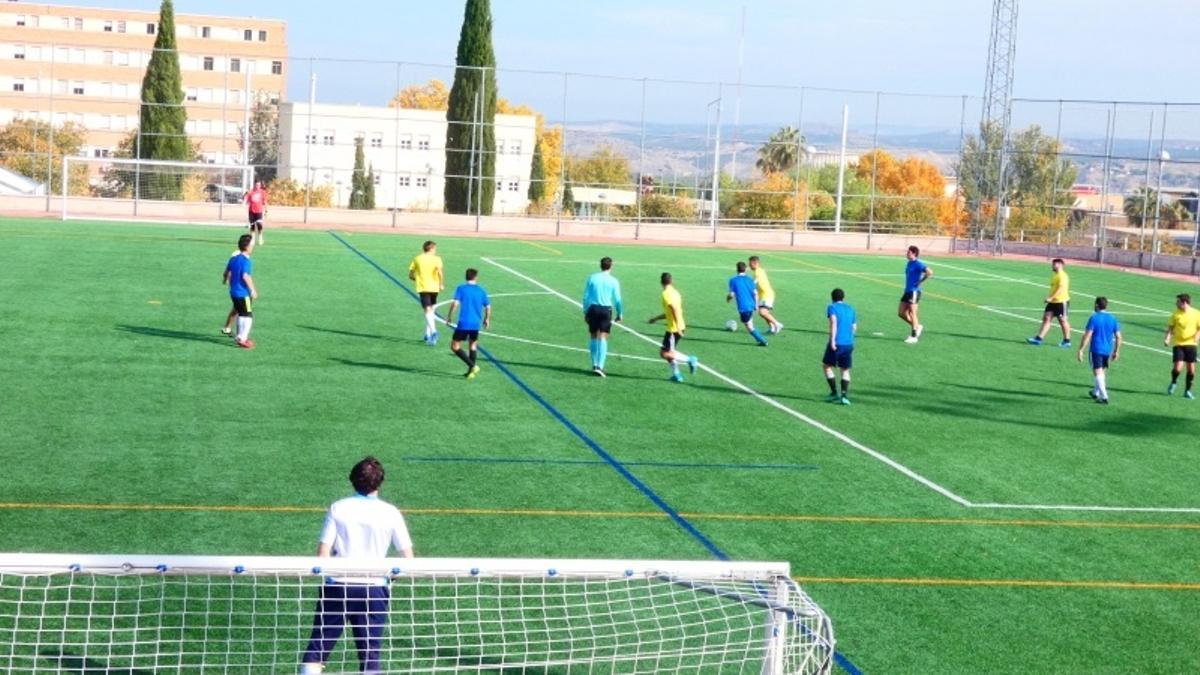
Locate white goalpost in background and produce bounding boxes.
[0,554,835,674]
[61,156,255,226]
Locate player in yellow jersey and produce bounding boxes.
[1027,258,1072,347]
[748,256,783,334]
[1164,293,1200,398]
[407,240,444,345]
[647,273,699,383]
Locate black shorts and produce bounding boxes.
[1089,353,1111,370]
[901,291,921,305]
[419,292,438,308]
[231,296,253,317]
[1045,302,1068,318]
[1173,345,1198,364]
[661,332,683,352]
[823,344,854,369]
[738,310,754,324]
[453,329,480,343]
[248,212,264,226]
[586,305,613,334]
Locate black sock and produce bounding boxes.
[841,379,851,396]
[1172,369,1181,384]
[1188,372,1195,391]
[455,348,472,367]
[469,349,478,367]
[826,377,838,395]
[911,327,918,337]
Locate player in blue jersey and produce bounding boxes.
[899,246,932,343]
[444,268,492,380]
[727,261,768,346]
[582,257,624,377]
[1076,296,1122,405]
[823,288,857,405]
[222,234,258,349]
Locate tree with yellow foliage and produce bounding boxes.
[855,150,963,235]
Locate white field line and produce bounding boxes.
[982,306,1165,317]
[935,260,1171,315]
[487,257,1010,281]
[484,257,1200,515]
[481,256,973,507]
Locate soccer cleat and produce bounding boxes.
[1060,339,1072,348]
[595,368,607,378]
[1186,391,1195,400]
[1168,383,1177,395]
[840,396,851,406]
[756,340,768,347]
[466,366,480,380]
[429,331,439,346]
[221,327,233,337]
[1097,398,1109,405]
[1026,337,1042,345]
[671,373,684,383]
[904,336,919,344]
[774,322,784,335]
[915,324,924,339]
[824,393,841,403]
[236,338,254,349]
[1089,389,1099,400]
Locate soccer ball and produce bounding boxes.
[725,319,739,332]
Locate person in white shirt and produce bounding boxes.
[301,457,414,674]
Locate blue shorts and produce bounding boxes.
[738,311,754,323]
[302,583,389,671]
[1089,352,1111,370]
[823,344,854,369]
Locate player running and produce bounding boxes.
[1076,296,1121,405]
[899,245,932,343]
[647,272,699,383]
[822,288,857,405]
[408,241,444,345]
[444,268,492,380]
[582,257,623,377]
[1165,293,1200,399]
[222,234,258,349]
[727,261,768,347]
[748,256,783,334]
[244,181,268,246]
[1027,258,1072,347]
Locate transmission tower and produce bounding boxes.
[979,0,1019,252]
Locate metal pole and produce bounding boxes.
[790,88,806,247]
[1048,99,1065,259]
[467,86,479,226]
[476,67,487,230]
[392,62,403,227]
[867,93,881,250]
[556,73,568,236]
[219,58,229,222]
[302,62,315,223]
[242,61,253,192]
[953,95,968,253]
[46,43,55,213]
[709,87,723,243]
[1150,103,1169,274]
[635,78,647,239]
[60,154,68,220]
[834,104,849,234]
[1137,111,1155,259]
[730,4,745,181]
[1096,105,1116,265]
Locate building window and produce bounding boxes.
[373,173,381,186]
[399,135,412,150]
[271,61,283,75]
[258,30,267,42]
[322,132,335,146]
[417,135,430,151]
[185,88,197,102]
[370,134,383,149]
[61,17,70,29]
[510,140,522,155]
[496,181,503,192]
[496,139,506,154]
[416,176,428,188]
[93,148,112,158]
[230,58,240,73]
[117,20,126,33]
[103,20,113,32]
[75,17,83,30]
[508,179,520,192]
[16,15,25,27]
[73,82,84,95]
[12,80,24,93]
[203,57,214,71]
[147,23,156,34]
[398,175,411,187]
[14,46,25,60]
[201,26,211,38]
[268,93,280,105]
[304,132,317,145]
[244,29,253,41]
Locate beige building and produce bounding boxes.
[0,3,287,163]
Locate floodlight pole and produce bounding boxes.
[1150,104,1170,274]
[707,91,723,243]
[302,66,315,224]
[834,104,849,234]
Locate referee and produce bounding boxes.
[582,256,624,377]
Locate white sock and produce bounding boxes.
[237,317,252,341]
[425,313,437,335]
[1096,372,1108,400]
[670,361,679,375]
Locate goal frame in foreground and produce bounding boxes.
[0,553,835,674]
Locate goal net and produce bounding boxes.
[0,554,835,674]
[61,156,255,225]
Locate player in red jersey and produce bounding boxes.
[245,181,268,246]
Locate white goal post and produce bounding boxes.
[61,156,257,226]
[0,554,835,674]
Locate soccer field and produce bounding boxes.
[3,217,1200,673]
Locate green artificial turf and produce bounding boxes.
[2,218,1199,673]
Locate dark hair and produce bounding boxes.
[465,268,478,281]
[1052,258,1065,266]
[907,245,920,257]
[660,272,672,286]
[600,257,613,271]
[1178,293,1192,305]
[1095,296,1108,311]
[422,240,436,252]
[831,288,845,302]
[748,255,760,264]
[736,261,747,273]
[350,456,385,495]
[237,234,253,251]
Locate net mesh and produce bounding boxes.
[63,157,253,224]
[0,557,834,674]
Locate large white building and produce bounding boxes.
[278,103,536,214]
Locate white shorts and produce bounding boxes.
[758,299,775,310]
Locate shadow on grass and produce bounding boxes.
[904,396,1187,437]
[330,357,461,380]
[39,647,153,675]
[1018,375,1147,397]
[116,324,227,345]
[299,324,403,343]
[496,359,662,383]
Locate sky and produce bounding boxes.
[42,0,1200,134]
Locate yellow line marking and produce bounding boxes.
[147,300,162,305]
[3,502,1199,531]
[519,239,563,256]
[793,575,1200,591]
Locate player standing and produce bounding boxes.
[1026,258,1072,347]
[647,272,699,383]
[244,181,268,246]
[408,241,444,345]
[444,268,492,380]
[899,245,932,344]
[300,457,414,674]
[727,261,768,346]
[1076,297,1121,405]
[822,288,857,405]
[222,234,257,349]
[582,257,624,377]
[748,256,783,334]
[1164,293,1200,399]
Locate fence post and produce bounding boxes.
[709,85,723,244]
[1149,103,1169,274]
[1096,104,1116,265]
[391,62,402,228]
[790,88,805,248]
[867,93,881,251]
[302,61,315,224]
[219,56,229,222]
[46,42,55,213]
[635,78,646,240]
[953,95,967,254]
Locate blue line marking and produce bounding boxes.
[329,231,863,674]
[401,455,819,472]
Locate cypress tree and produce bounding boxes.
[562,179,575,215]
[365,163,377,209]
[349,137,367,209]
[137,0,190,199]
[527,137,545,205]
[444,0,497,215]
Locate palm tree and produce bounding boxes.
[756,126,805,175]
[1125,187,1191,229]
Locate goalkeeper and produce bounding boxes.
[301,457,415,673]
